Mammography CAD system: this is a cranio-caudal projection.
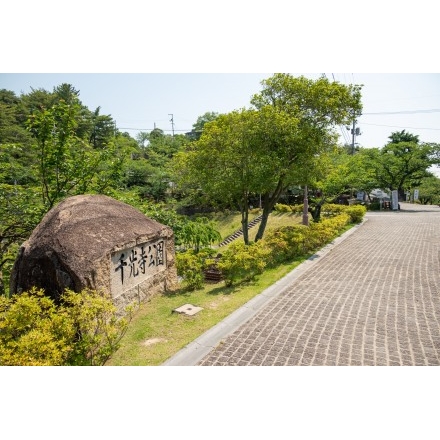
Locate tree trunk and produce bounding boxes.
[254,179,286,242]
[0,270,4,296]
[302,185,309,226]
[240,197,250,245]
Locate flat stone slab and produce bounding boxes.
[173,304,203,316]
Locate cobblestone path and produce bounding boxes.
[198,204,440,366]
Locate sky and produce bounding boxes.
[1,72,439,149]
[2,72,440,175]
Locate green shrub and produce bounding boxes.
[304,213,350,252]
[367,201,380,211]
[217,241,270,286]
[344,205,367,223]
[176,250,205,291]
[0,288,75,366]
[321,203,346,217]
[176,248,217,290]
[0,287,132,366]
[262,225,308,265]
[274,203,293,213]
[290,204,304,214]
[62,289,133,366]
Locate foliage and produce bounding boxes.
[251,74,362,241]
[172,108,275,244]
[61,289,133,366]
[417,175,440,204]
[0,288,75,365]
[363,132,438,200]
[217,241,270,286]
[176,248,217,291]
[179,217,222,251]
[0,287,133,366]
[274,203,293,213]
[344,205,367,223]
[301,214,347,252]
[262,225,308,265]
[273,202,365,223]
[0,184,44,295]
[315,146,378,201]
[26,100,128,209]
[186,111,220,141]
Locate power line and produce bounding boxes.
[118,127,191,132]
[360,122,440,131]
[363,108,440,115]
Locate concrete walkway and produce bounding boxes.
[163,203,440,366]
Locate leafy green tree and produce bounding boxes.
[417,175,440,205]
[0,184,43,295]
[179,217,221,252]
[388,130,419,144]
[172,108,274,244]
[26,99,127,209]
[128,129,188,202]
[187,111,220,140]
[88,106,116,149]
[0,142,38,186]
[314,146,378,204]
[249,74,362,240]
[365,132,436,201]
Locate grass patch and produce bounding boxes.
[207,211,263,244]
[106,211,357,366]
[106,256,306,366]
[208,210,305,246]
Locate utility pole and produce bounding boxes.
[168,114,175,137]
[347,116,361,154]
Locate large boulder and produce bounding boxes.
[10,195,178,311]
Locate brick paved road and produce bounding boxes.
[197,203,440,366]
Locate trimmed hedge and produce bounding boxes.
[176,205,366,288]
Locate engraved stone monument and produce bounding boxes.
[10,194,178,311]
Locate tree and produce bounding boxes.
[187,112,220,140]
[417,175,440,205]
[172,108,277,244]
[366,132,436,201]
[250,74,363,240]
[0,90,34,146]
[315,146,378,202]
[88,106,116,149]
[26,99,126,209]
[388,130,419,144]
[128,129,188,202]
[0,184,43,295]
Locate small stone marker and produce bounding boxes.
[173,304,203,316]
[10,194,178,312]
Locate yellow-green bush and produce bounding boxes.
[321,203,346,216]
[176,248,217,291]
[217,241,270,286]
[274,203,293,213]
[344,205,367,223]
[0,288,132,366]
[262,225,308,265]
